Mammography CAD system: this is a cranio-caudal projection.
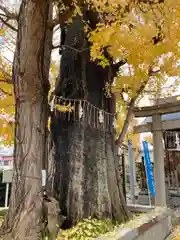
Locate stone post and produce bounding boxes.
[152,114,166,206]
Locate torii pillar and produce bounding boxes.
[133,96,180,206]
[152,114,166,206]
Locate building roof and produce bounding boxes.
[0,146,13,156]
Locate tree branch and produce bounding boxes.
[0,78,12,84]
[115,65,162,147]
[115,98,136,147]
[138,0,164,4]
[115,79,149,147]
[50,6,75,28]
[0,87,12,96]
[0,67,12,83]
[0,16,17,31]
[0,4,18,20]
[52,44,60,50]
[112,59,127,73]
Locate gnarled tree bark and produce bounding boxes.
[0,0,53,239]
[50,14,129,227]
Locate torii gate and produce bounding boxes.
[133,95,180,206]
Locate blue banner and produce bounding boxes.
[142,141,156,197]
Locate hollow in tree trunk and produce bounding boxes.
[50,15,129,227]
[0,1,52,239]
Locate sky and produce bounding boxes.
[0,0,60,63]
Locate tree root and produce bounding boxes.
[0,194,65,240]
[42,194,66,240]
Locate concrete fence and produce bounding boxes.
[96,207,180,240]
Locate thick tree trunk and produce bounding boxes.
[0,1,52,239]
[50,16,129,227]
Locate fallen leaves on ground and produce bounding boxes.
[172,226,180,240]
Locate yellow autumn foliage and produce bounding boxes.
[57,218,116,239]
[0,58,60,144]
[116,105,140,152]
[55,103,74,112]
[89,0,180,97]
[49,60,59,97]
[144,135,153,146]
[1,0,180,146]
[0,56,14,145]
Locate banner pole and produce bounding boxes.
[142,141,156,207]
[143,157,152,206]
[128,140,135,205]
